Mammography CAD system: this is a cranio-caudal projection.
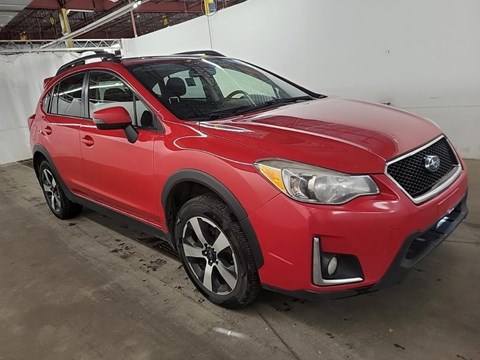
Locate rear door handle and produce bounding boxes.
[44,126,52,135]
[81,135,94,147]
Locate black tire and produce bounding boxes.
[38,160,83,219]
[175,194,260,308]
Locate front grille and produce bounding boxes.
[386,137,459,201]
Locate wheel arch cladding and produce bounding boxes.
[162,169,264,268]
[33,147,48,179]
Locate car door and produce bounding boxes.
[79,70,161,224]
[41,72,86,193]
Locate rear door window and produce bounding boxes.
[50,73,85,118]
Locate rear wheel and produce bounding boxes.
[39,161,82,219]
[175,195,260,308]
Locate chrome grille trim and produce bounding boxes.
[385,135,462,204]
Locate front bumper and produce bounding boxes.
[370,194,468,291]
[249,169,468,296]
[262,194,468,300]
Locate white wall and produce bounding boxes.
[122,15,211,57]
[0,52,77,164]
[124,0,480,159]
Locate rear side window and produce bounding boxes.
[42,91,51,112]
[49,73,85,118]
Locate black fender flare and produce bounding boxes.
[162,169,264,268]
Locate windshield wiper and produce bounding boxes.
[208,105,253,119]
[262,96,313,107]
[208,96,313,120]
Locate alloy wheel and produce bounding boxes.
[181,216,238,295]
[41,168,62,213]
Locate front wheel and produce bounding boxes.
[39,160,83,219]
[175,195,260,308]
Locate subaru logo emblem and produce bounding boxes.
[424,155,441,172]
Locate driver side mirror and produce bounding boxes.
[92,106,138,143]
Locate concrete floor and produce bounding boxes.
[0,160,478,360]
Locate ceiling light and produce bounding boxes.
[68,9,95,13]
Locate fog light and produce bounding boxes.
[327,256,338,275]
[313,237,364,286]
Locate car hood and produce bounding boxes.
[198,97,443,174]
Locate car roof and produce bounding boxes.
[119,55,226,67]
[56,50,227,76]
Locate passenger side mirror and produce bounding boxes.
[92,106,131,129]
[92,106,138,143]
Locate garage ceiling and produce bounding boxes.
[0,0,244,40]
[0,0,31,28]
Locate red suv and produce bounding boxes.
[29,51,468,308]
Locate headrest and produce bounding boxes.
[166,77,186,97]
[103,87,131,102]
[140,111,153,127]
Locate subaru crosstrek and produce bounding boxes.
[28,51,468,308]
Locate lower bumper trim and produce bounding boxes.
[261,283,374,301]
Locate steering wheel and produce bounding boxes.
[224,90,254,105]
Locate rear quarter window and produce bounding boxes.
[42,91,51,113]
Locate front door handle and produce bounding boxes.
[44,126,52,135]
[81,135,94,147]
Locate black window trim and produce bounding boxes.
[42,68,165,133]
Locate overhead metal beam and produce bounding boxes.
[39,0,145,48]
[0,38,121,54]
[0,0,243,41]
[29,0,117,12]
[28,0,204,13]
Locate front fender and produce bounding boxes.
[162,169,265,268]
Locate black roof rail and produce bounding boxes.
[174,50,226,57]
[56,52,120,76]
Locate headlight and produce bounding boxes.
[255,159,379,204]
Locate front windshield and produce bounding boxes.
[127,58,320,120]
